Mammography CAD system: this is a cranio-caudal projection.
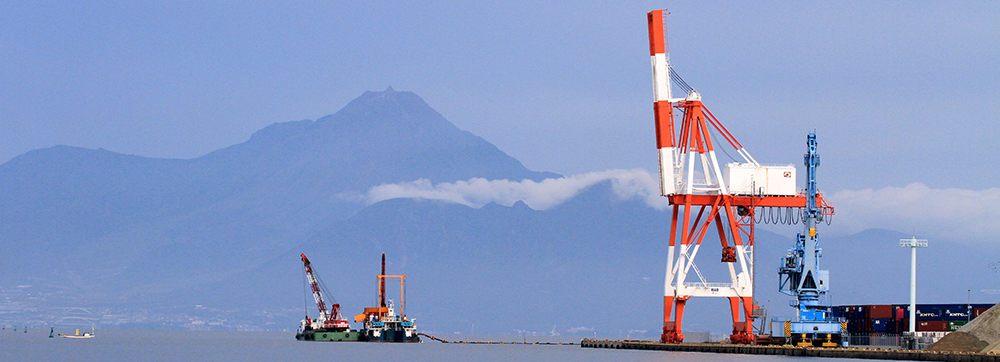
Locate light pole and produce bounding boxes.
[900,237,928,334]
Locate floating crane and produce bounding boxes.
[296,253,417,342]
[645,9,833,344]
[300,253,350,331]
[772,133,844,347]
[353,253,419,342]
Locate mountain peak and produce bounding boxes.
[213,88,559,187]
[358,86,404,101]
[321,88,449,131]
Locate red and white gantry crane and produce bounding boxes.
[646,9,833,344]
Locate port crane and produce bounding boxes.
[646,9,833,344]
[301,253,350,330]
[771,133,844,347]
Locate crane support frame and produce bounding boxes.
[377,275,407,317]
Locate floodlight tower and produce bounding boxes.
[900,237,928,334]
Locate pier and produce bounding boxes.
[417,333,574,345]
[581,339,1000,361]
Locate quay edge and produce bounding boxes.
[581,339,1000,361]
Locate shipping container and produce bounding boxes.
[917,320,948,332]
[868,305,893,319]
[894,307,905,320]
[844,312,867,333]
[948,320,968,331]
[915,307,942,321]
[871,318,891,333]
[832,306,846,319]
[851,306,867,321]
[846,318,863,333]
[834,303,995,329]
[943,307,971,321]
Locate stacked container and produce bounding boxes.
[833,303,994,334]
[867,305,893,333]
[918,321,948,331]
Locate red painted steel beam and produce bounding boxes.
[668,194,832,209]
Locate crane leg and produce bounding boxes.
[728,296,755,344]
[662,297,687,343]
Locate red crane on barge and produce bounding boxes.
[301,253,350,330]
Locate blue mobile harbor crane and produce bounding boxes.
[771,133,845,347]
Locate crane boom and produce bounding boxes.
[771,133,844,347]
[301,253,349,330]
[302,253,331,321]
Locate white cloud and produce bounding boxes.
[362,171,1000,243]
[363,169,670,210]
[825,183,1000,241]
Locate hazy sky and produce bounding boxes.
[2,1,998,193]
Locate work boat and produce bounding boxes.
[59,328,95,339]
[359,299,418,342]
[352,253,421,343]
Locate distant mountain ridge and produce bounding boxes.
[0,88,557,295]
[1,88,996,336]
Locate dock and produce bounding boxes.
[581,339,1000,361]
[417,333,574,345]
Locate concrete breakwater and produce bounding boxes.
[581,339,1000,361]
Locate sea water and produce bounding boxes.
[1,328,868,361]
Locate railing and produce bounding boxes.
[844,332,950,350]
[682,282,733,289]
[845,333,902,348]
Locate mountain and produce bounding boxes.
[160,182,678,335]
[0,88,556,300]
[1,88,996,337]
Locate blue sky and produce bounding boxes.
[2,1,998,193]
[2,1,1000,327]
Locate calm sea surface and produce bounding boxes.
[1,328,871,361]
